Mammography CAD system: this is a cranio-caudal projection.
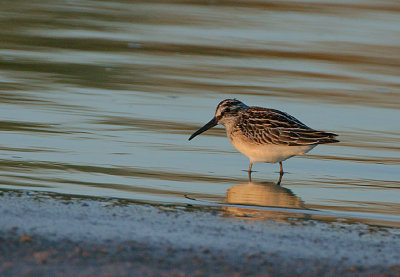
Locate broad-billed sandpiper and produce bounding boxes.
[189,99,339,175]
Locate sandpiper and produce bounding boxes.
[189,99,339,175]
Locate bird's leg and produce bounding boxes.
[277,171,283,186]
[248,162,253,182]
[276,162,284,186]
[279,162,284,175]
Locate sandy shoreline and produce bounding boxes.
[1,190,399,276]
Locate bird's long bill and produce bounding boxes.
[188,117,218,141]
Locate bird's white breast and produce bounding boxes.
[229,135,316,164]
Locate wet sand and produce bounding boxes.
[0,190,399,276]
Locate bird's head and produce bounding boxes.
[188,99,248,141]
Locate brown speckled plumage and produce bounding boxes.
[233,107,339,146]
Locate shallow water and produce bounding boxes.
[0,0,399,227]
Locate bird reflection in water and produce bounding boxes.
[223,175,308,222]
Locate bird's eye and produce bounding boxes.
[225,108,231,113]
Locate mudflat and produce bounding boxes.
[0,190,399,276]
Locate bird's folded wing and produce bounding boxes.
[237,107,338,146]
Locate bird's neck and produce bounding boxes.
[221,117,239,136]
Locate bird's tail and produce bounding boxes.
[317,132,339,144]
